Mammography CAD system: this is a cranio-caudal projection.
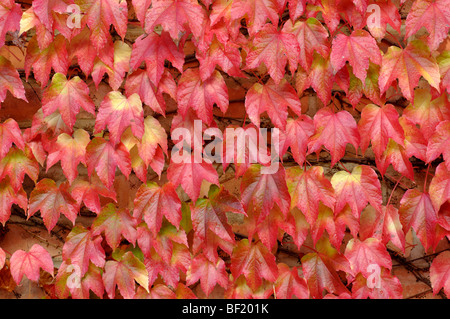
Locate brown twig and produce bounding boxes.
[388,248,447,299]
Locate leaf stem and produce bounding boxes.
[338,160,351,173]
[3,46,22,63]
[249,69,264,85]
[301,244,318,254]
[387,175,403,207]
[423,164,430,193]
[0,247,12,256]
[385,30,404,49]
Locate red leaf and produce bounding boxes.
[222,123,268,177]
[0,56,27,106]
[0,0,21,46]
[31,0,70,30]
[133,182,182,235]
[42,73,95,131]
[186,254,228,296]
[125,69,172,116]
[55,261,105,299]
[144,237,191,287]
[310,204,359,249]
[167,155,219,201]
[360,205,406,253]
[92,203,137,249]
[103,251,148,299]
[230,0,279,36]
[280,207,309,250]
[240,163,291,221]
[358,104,405,160]
[230,239,278,291]
[69,26,114,76]
[376,139,415,180]
[79,0,128,52]
[85,137,132,188]
[274,263,309,299]
[171,108,212,149]
[317,0,341,34]
[399,116,428,162]
[288,0,306,20]
[95,91,144,145]
[245,78,302,130]
[137,116,168,167]
[91,40,131,90]
[307,53,335,106]
[330,29,381,83]
[280,116,314,166]
[0,180,27,226]
[344,237,392,278]
[403,90,450,140]
[246,23,299,84]
[197,36,244,81]
[225,274,273,299]
[365,0,401,40]
[70,174,117,214]
[137,222,188,262]
[25,34,69,87]
[129,31,184,85]
[0,119,25,159]
[351,269,403,299]
[429,163,450,211]
[430,250,450,297]
[399,189,440,251]
[308,107,360,167]
[244,203,285,251]
[10,244,54,284]
[144,0,207,40]
[426,120,450,169]
[286,166,336,226]
[28,179,79,231]
[62,225,106,276]
[282,17,329,72]
[405,0,450,51]
[46,129,91,184]
[191,185,244,257]
[437,51,450,94]
[131,0,152,25]
[20,7,52,49]
[301,238,351,299]
[0,147,39,192]
[378,39,440,102]
[177,68,228,125]
[331,165,383,217]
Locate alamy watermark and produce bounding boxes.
[366,4,381,30]
[66,4,81,29]
[171,120,280,174]
[66,264,82,289]
[366,264,382,289]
